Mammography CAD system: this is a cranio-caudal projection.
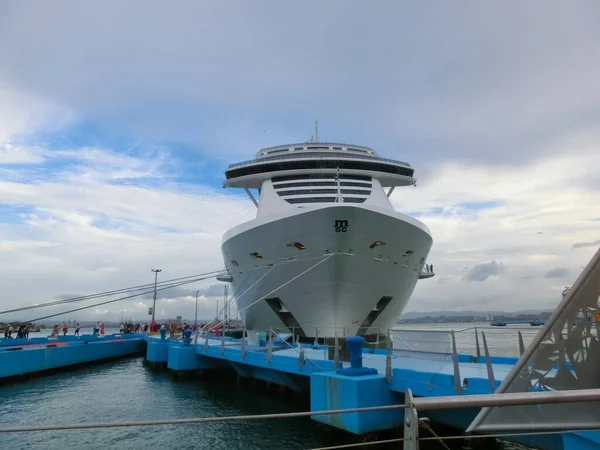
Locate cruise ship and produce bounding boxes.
[221,140,433,340]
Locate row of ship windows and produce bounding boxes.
[264,146,373,155]
[272,174,372,182]
[277,189,371,196]
[285,197,367,204]
[226,160,414,179]
[272,181,372,188]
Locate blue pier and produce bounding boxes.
[146,333,600,450]
[145,335,512,429]
[0,334,146,380]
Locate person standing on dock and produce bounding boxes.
[62,324,68,336]
[100,323,105,335]
[74,323,80,336]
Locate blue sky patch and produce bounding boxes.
[456,200,503,210]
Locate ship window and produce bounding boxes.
[287,242,306,250]
[231,260,239,267]
[250,252,263,259]
[338,174,372,181]
[370,241,386,249]
[277,189,338,196]
[340,189,371,195]
[273,181,337,188]
[286,197,336,204]
[332,147,343,150]
[272,174,335,183]
[294,147,305,150]
[268,148,290,154]
[342,197,367,203]
[307,146,330,150]
[339,181,372,188]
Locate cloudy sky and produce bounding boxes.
[1,1,599,323]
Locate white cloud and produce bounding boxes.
[393,152,599,313]
[0,143,45,164]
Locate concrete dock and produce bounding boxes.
[0,333,146,380]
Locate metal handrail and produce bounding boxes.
[411,388,600,410]
[403,388,600,450]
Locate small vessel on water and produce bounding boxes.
[221,134,433,340]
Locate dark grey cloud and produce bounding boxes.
[462,261,504,282]
[544,267,569,279]
[139,284,226,300]
[1,1,600,166]
[572,240,600,250]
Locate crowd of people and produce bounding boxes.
[2,320,200,340]
[118,322,149,334]
[3,324,32,339]
[163,322,195,338]
[49,323,82,337]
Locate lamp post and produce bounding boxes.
[195,289,199,330]
[151,269,162,332]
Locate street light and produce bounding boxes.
[151,269,162,332]
[195,289,199,330]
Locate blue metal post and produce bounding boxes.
[183,329,192,345]
[337,335,377,376]
[159,328,166,341]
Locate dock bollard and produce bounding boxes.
[183,329,193,345]
[336,336,377,376]
[160,328,167,341]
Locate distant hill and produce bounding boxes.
[400,309,552,319]
[398,309,553,324]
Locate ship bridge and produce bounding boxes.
[224,142,415,189]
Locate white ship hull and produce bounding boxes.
[221,204,432,338]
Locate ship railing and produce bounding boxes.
[227,151,412,169]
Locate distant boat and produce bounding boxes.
[529,320,544,326]
[490,321,507,326]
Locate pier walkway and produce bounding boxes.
[0,333,146,380]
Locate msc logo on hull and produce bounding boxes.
[334,220,348,233]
